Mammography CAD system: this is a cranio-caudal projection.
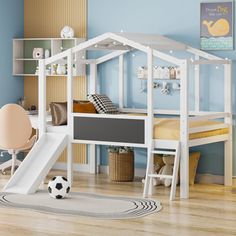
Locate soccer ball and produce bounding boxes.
[48,176,70,199]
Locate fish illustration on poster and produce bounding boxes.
[200,1,234,50]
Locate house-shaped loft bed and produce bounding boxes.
[5,33,232,200]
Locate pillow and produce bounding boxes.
[50,102,67,126]
[87,94,119,114]
[189,152,200,185]
[177,152,201,185]
[73,101,97,113]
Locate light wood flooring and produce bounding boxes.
[0,170,236,236]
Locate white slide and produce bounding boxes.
[4,133,68,194]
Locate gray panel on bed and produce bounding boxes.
[74,117,145,144]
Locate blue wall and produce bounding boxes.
[88,0,236,176]
[0,0,24,107]
[0,0,24,162]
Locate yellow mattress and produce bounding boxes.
[153,118,229,140]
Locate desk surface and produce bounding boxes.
[28,115,68,133]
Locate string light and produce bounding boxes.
[215,66,219,70]
[169,50,173,54]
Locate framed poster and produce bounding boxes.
[200,1,234,50]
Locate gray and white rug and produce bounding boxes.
[0,191,162,219]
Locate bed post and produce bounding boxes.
[89,63,98,174]
[224,61,232,186]
[143,48,154,197]
[119,55,124,109]
[38,59,46,138]
[194,55,200,113]
[180,60,189,199]
[67,49,73,185]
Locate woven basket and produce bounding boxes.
[109,152,134,182]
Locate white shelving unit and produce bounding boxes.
[13,38,86,77]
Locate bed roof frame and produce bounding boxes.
[38,32,232,200]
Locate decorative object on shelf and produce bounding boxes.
[35,66,39,75]
[169,67,176,79]
[153,82,160,89]
[73,64,77,76]
[172,82,180,90]
[153,66,163,78]
[137,66,180,80]
[18,97,26,108]
[162,67,170,79]
[27,105,37,115]
[45,49,50,58]
[35,66,51,75]
[56,64,66,75]
[176,66,181,79]
[200,1,234,50]
[137,66,147,79]
[46,68,51,76]
[108,146,134,182]
[60,26,75,38]
[52,64,57,75]
[161,82,170,95]
[32,48,44,59]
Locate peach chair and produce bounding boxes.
[0,104,37,176]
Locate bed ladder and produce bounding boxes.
[143,140,180,201]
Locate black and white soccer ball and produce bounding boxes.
[48,176,70,199]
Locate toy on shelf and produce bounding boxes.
[60,26,75,38]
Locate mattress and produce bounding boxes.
[153,118,229,140]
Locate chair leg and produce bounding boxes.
[15,159,22,167]
[11,152,17,176]
[0,160,13,173]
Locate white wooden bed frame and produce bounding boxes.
[38,33,232,199]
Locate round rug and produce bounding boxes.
[0,191,162,219]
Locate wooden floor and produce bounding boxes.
[0,170,236,236]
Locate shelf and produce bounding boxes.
[13,74,77,77]
[13,37,86,76]
[138,78,180,81]
[14,58,39,61]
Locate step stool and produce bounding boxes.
[143,140,180,201]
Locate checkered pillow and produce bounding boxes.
[87,94,119,114]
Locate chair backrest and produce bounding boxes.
[0,104,32,149]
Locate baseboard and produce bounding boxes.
[100,165,225,185]
[196,174,224,185]
[99,165,146,178]
[53,164,227,185]
[232,177,236,186]
[53,163,90,173]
